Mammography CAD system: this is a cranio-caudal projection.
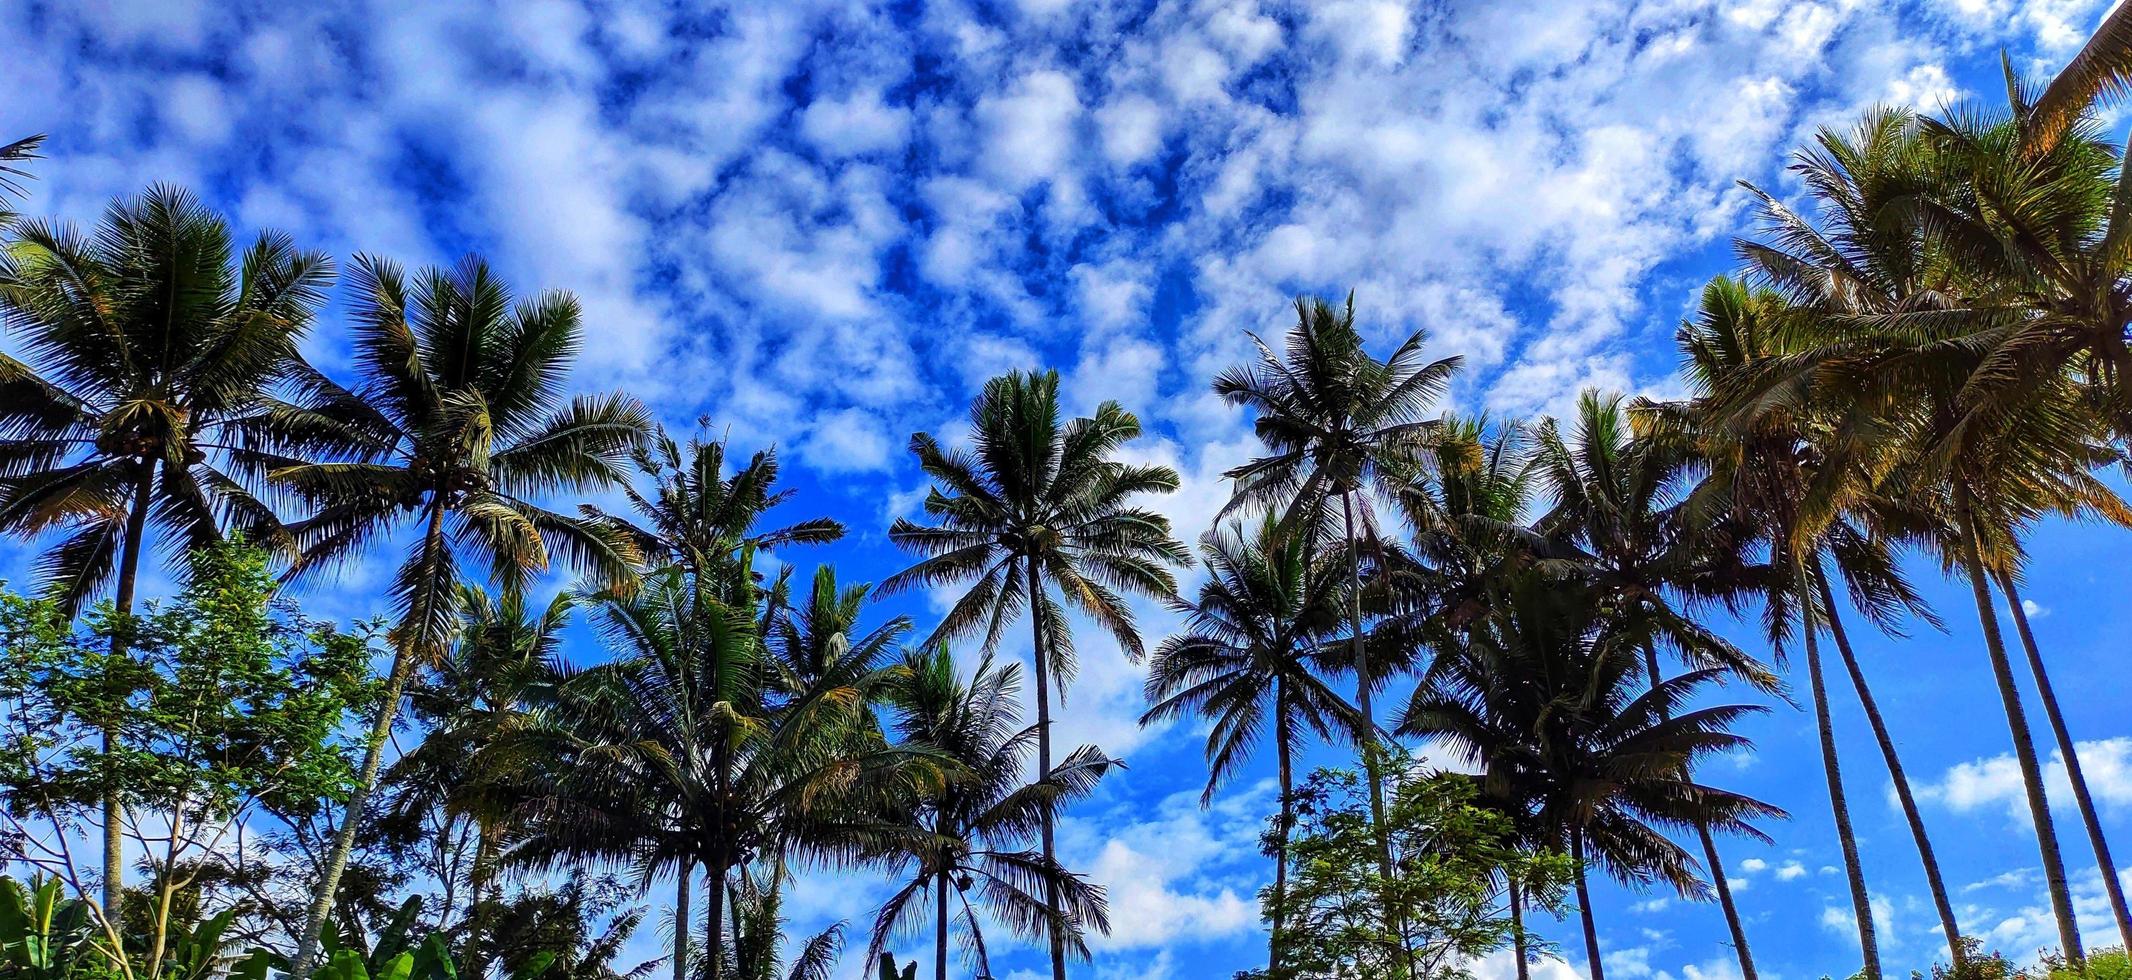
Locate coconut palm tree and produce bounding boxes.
[1141,515,1361,972]
[880,369,1186,980]
[581,425,843,597]
[1401,570,1782,980]
[384,584,573,976]
[1529,391,1781,980]
[0,184,335,919]
[1636,272,1967,976]
[505,570,939,980]
[1211,294,1461,923]
[867,646,1116,980]
[720,871,842,980]
[770,566,910,695]
[0,134,44,229]
[270,255,651,978]
[1720,105,2123,962]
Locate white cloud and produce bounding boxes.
[975,68,1083,190]
[1916,737,2132,824]
[800,88,912,158]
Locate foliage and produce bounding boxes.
[1236,763,1572,980]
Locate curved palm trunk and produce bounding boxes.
[1571,833,1603,980]
[1639,644,1756,980]
[674,863,693,980]
[1998,571,2132,951]
[464,821,500,979]
[102,461,156,920]
[1814,569,1966,969]
[1796,562,1880,979]
[1954,499,2084,964]
[291,498,452,980]
[1339,495,1407,976]
[1270,677,1294,974]
[1508,879,1530,980]
[936,875,951,980]
[1026,554,1067,980]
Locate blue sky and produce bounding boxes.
[5,0,2132,978]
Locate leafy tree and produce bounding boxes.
[270,255,651,978]
[881,369,1185,980]
[0,186,336,917]
[867,646,1115,980]
[0,540,373,976]
[1234,762,1571,980]
[1211,294,1461,929]
[1141,516,1358,972]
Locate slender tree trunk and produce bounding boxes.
[1955,498,2084,964]
[1571,833,1603,980]
[1026,554,1067,980]
[1339,494,1406,976]
[1508,878,1530,980]
[1815,568,1966,969]
[1270,677,1293,974]
[1999,570,2132,951]
[464,821,499,979]
[1639,644,1757,980]
[1796,562,1880,980]
[101,460,156,920]
[674,862,693,980]
[936,874,951,980]
[290,498,451,980]
[705,856,728,980]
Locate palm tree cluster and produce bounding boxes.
[6,12,2132,980]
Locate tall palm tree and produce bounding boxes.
[582,426,842,596]
[1637,274,1962,976]
[1721,105,2120,962]
[720,871,842,980]
[868,647,1116,980]
[1211,294,1461,925]
[270,255,650,978]
[1530,391,1779,980]
[506,571,939,980]
[0,134,45,229]
[385,584,573,976]
[0,184,334,919]
[770,566,910,694]
[1401,571,1782,980]
[881,369,1186,980]
[1140,515,1359,973]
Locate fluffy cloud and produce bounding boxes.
[1915,737,2132,823]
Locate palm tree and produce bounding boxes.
[770,566,910,694]
[0,134,45,229]
[1401,571,1782,980]
[880,369,1186,980]
[1636,273,1966,975]
[582,425,843,596]
[1720,105,2123,962]
[270,255,651,978]
[1529,391,1780,980]
[0,184,335,919]
[506,570,939,980]
[868,646,1116,980]
[1211,294,1461,927]
[1140,515,1359,973]
[384,584,572,976]
[721,871,842,980]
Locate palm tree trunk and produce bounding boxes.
[1508,878,1530,980]
[290,497,451,980]
[1026,554,1067,980]
[464,821,499,979]
[1998,570,2132,951]
[1955,497,2084,964]
[102,460,155,920]
[1814,567,1966,969]
[674,862,693,980]
[1339,494,1406,976]
[1639,643,1756,980]
[1796,561,1880,979]
[1271,676,1293,974]
[936,875,951,980]
[1571,832,1603,980]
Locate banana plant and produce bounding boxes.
[0,877,115,980]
